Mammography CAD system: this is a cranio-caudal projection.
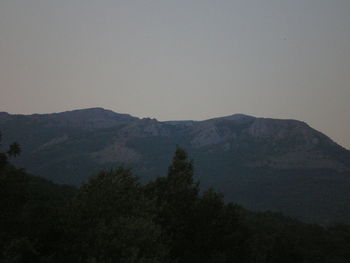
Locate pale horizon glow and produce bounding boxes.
[0,0,349,148]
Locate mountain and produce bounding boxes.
[1,108,350,224]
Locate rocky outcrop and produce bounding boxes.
[1,108,349,178]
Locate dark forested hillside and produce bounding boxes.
[1,147,350,262]
[1,108,350,224]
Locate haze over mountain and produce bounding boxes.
[1,1,350,149]
[1,108,350,224]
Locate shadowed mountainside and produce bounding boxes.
[1,108,350,224]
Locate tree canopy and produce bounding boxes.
[1,145,350,262]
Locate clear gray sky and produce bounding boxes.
[1,0,349,148]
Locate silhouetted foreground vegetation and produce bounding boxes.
[1,146,350,262]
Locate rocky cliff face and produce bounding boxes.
[1,108,348,173]
[168,114,348,172]
[1,108,348,174]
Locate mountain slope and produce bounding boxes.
[1,108,349,224]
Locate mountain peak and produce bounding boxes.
[205,113,255,122]
[44,107,129,116]
[15,108,138,130]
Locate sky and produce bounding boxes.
[0,0,349,148]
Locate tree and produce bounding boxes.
[0,132,21,169]
[65,167,167,263]
[7,143,21,158]
[2,237,39,263]
[145,147,199,262]
[165,147,199,211]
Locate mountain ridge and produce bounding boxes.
[1,107,348,173]
[1,107,350,224]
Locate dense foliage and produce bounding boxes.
[1,145,350,262]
